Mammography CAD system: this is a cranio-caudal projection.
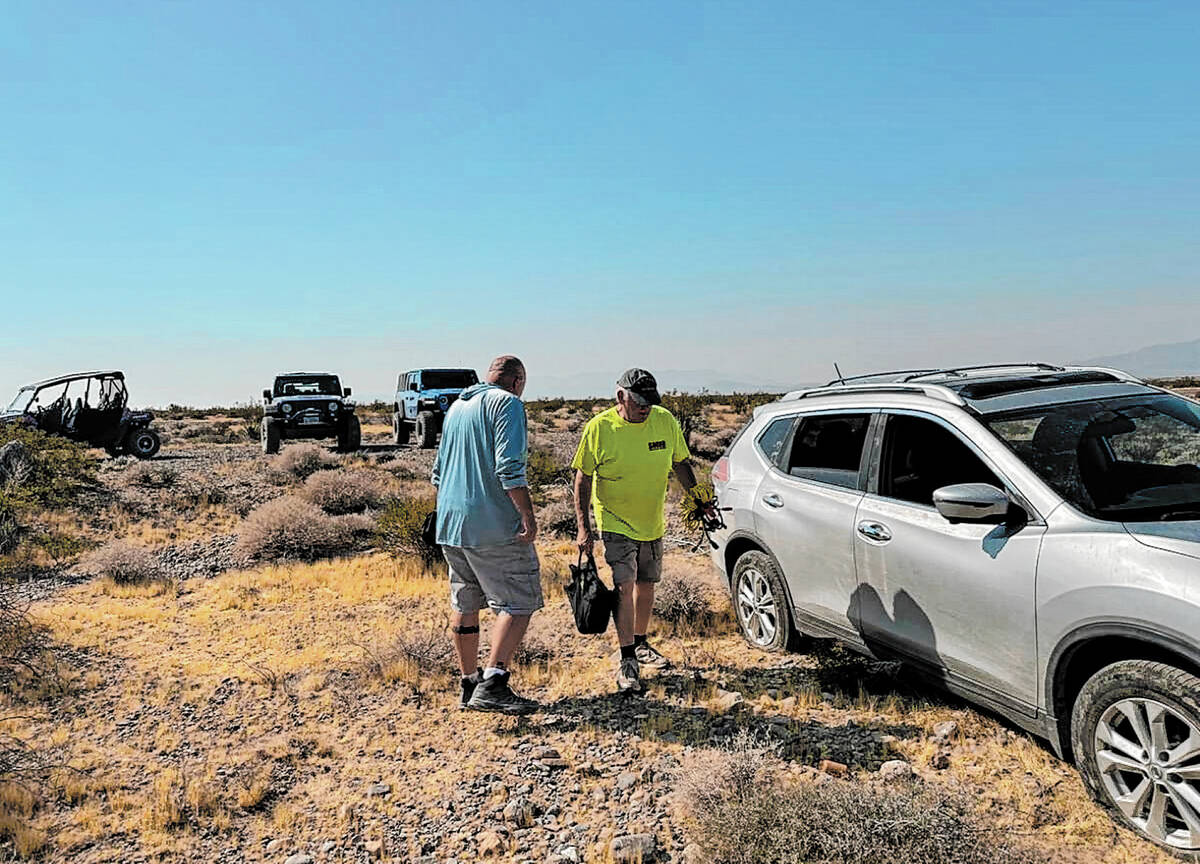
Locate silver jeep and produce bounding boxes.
[710,363,1200,856]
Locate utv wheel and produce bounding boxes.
[337,415,362,453]
[126,429,161,460]
[731,550,796,653]
[392,412,410,446]
[261,419,281,455]
[1071,660,1200,859]
[416,411,437,449]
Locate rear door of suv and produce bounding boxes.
[854,410,1043,712]
[752,410,876,641]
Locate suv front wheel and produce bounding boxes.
[392,412,410,446]
[731,550,795,653]
[1071,660,1200,859]
[261,418,281,455]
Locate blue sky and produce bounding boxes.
[2,1,1198,404]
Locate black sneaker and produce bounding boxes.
[466,671,538,715]
[634,640,671,669]
[459,668,482,710]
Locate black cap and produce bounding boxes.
[617,368,661,406]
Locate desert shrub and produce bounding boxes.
[122,461,179,489]
[537,489,577,539]
[29,531,94,567]
[654,567,716,627]
[0,427,95,511]
[300,469,391,515]
[0,500,20,556]
[678,731,1044,864]
[728,391,781,416]
[233,497,354,564]
[661,390,708,447]
[355,622,455,687]
[273,444,339,480]
[0,593,50,696]
[78,541,165,585]
[690,426,738,460]
[375,495,439,563]
[526,447,571,492]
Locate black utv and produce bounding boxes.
[1,370,161,459]
[261,372,361,455]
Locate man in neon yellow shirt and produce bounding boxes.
[571,369,713,692]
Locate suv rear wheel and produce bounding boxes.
[416,411,437,449]
[337,415,362,453]
[126,429,161,460]
[731,550,795,653]
[1071,660,1200,859]
[392,412,410,446]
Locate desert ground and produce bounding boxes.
[0,394,1187,863]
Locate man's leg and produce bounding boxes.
[632,582,655,636]
[602,532,642,692]
[451,610,481,676]
[487,612,531,669]
[615,581,636,647]
[632,540,671,668]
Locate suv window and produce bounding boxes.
[422,370,478,390]
[785,413,872,489]
[755,416,794,467]
[880,414,1003,506]
[275,376,341,397]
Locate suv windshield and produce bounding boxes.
[422,370,477,390]
[274,376,342,397]
[986,393,1200,521]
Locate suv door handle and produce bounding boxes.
[857,521,892,543]
[761,493,784,509]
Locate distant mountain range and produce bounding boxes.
[1083,337,1200,378]
[527,369,799,400]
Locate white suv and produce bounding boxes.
[710,364,1200,857]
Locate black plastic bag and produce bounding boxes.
[421,510,443,562]
[565,552,615,634]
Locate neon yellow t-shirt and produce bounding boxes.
[570,405,691,542]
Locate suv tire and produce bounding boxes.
[261,418,281,455]
[392,412,410,446]
[1071,659,1200,859]
[337,415,362,453]
[126,429,161,460]
[731,550,796,653]
[416,411,437,449]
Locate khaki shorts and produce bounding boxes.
[601,531,663,585]
[444,541,543,617]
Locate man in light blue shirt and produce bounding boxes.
[432,355,540,715]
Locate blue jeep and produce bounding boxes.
[392,368,479,448]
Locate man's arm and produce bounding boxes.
[574,469,595,554]
[507,486,537,544]
[494,396,536,543]
[672,458,700,491]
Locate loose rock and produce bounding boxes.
[878,760,915,784]
[610,833,656,863]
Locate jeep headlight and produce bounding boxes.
[328,402,339,412]
[281,404,293,414]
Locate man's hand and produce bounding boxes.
[576,526,595,555]
[516,510,538,544]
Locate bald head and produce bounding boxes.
[487,355,526,396]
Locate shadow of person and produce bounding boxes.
[851,584,944,687]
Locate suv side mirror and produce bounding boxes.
[933,483,1011,523]
[262,389,272,401]
[343,387,351,397]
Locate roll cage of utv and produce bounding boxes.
[2,371,161,459]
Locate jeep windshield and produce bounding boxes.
[422,370,477,390]
[986,393,1200,522]
[274,376,342,397]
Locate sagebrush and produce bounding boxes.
[233,497,355,563]
[375,496,439,563]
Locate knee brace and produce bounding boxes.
[451,624,480,635]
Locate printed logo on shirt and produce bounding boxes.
[648,440,666,451]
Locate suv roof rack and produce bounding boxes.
[824,363,1067,387]
[782,382,966,406]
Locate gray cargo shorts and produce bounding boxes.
[444,541,544,617]
[601,531,663,585]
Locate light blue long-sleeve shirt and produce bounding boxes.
[431,382,528,548]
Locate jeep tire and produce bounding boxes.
[416,411,437,449]
[337,414,362,453]
[392,412,410,446]
[1071,659,1200,859]
[731,550,797,653]
[126,429,161,460]
[261,418,281,455]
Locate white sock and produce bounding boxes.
[483,667,505,680]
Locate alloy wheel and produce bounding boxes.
[1094,697,1200,850]
[736,567,778,647]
